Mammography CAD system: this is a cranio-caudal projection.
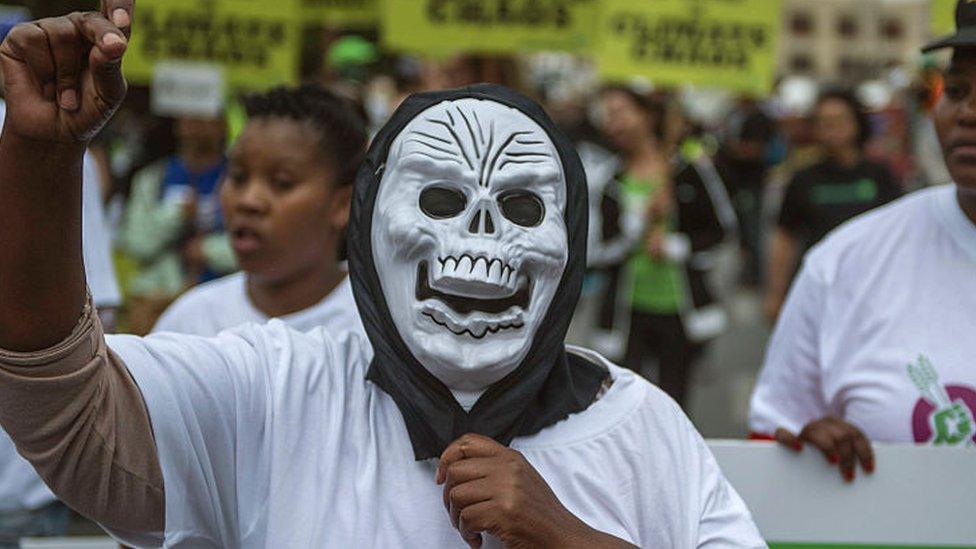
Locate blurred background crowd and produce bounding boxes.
[0,0,965,540]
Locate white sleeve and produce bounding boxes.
[106,327,275,547]
[694,434,766,549]
[82,152,121,308]
[749,262,829,436]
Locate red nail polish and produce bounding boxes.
[844,470,854,482]
[792,441,803,451]
[866,462,875,474]
[829,454,839,464]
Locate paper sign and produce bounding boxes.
[932,0,957,40]
[381,0,600,54]
[151,62,226,118]
[303,0,380,28]
[124,0,301,91]
[596,0,782,95]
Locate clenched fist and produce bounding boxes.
[0,0,133,145]
[436,434,635,549]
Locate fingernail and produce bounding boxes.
[60,89,78,110]
[844,470,854,482]
[866,462,875,474]
[792,441,803,451]
[112,8,131,28]
[828,454,839,464]
[103,33,126,47]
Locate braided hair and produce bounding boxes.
[243,84,368,187]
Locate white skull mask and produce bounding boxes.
[372,98,569,393]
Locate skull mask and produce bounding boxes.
[372,98,569,394]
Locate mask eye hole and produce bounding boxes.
[419,186,467,219]
[498,190,545,227]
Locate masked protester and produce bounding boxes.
[750,0,976,483]
[0,4,764,547]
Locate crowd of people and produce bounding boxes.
[0,0,973,547]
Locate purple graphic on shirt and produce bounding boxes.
[911,385,976,445]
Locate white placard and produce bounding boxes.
[21,538,116,549]
[151,62,225,118]
[709,440,976,546]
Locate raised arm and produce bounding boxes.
[0,1,130,350]
[0,2,168,537]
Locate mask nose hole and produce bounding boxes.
[467,207,496,235]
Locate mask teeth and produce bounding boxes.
[437,254,517,289]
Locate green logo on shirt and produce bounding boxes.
[908,355,976,446]
[810,179,878,205]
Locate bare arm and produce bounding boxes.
[0,1,165,535]
[0,3,130,350]
[763,227,799,323]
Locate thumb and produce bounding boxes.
[88,34,127,107]
[775,428,803,452]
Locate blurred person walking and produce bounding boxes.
[153,85,366,337]
[591,87,734,407]
[764,89,901,322]
[716,97,780,288]
[117,112,236,334]
[750,0,976,482]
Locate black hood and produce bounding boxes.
[347,84,607,460]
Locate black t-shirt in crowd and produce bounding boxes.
[778,159,902,252]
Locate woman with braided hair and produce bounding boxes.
[152,85,367,338]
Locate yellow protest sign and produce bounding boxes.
[124,0,302,91]
[932,0,957,39]
[303,0,379,28]
[381,0,599,54]
[596,0,782,96]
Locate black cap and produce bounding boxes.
[923,0,976,52]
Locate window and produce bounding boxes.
[839,57,860,77]
[837,15,858,38]
[881,18,903,41]
[790,11,813,35]
[791,54,813,72]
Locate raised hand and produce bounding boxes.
[436,433,636,549]
[776,417,875,483]
[0,0,133,145]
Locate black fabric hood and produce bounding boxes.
[347,84,607,460]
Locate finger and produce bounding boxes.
[458,501,495,549]
[35,17,84,111]
[852,430,875,475]
[437,434,505,484]
[799,426,839,465]
[834,429,856,482]
[101,0,134,38]
[774,428,803,452]
[442,458,494,512]
[68,12,126,60]
[448,478,493,530]
[69,13,127,106]
[1,23,57,100]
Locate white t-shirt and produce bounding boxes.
[106,325,763,548]
[750,185,976,446]
[152,272,363,337]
